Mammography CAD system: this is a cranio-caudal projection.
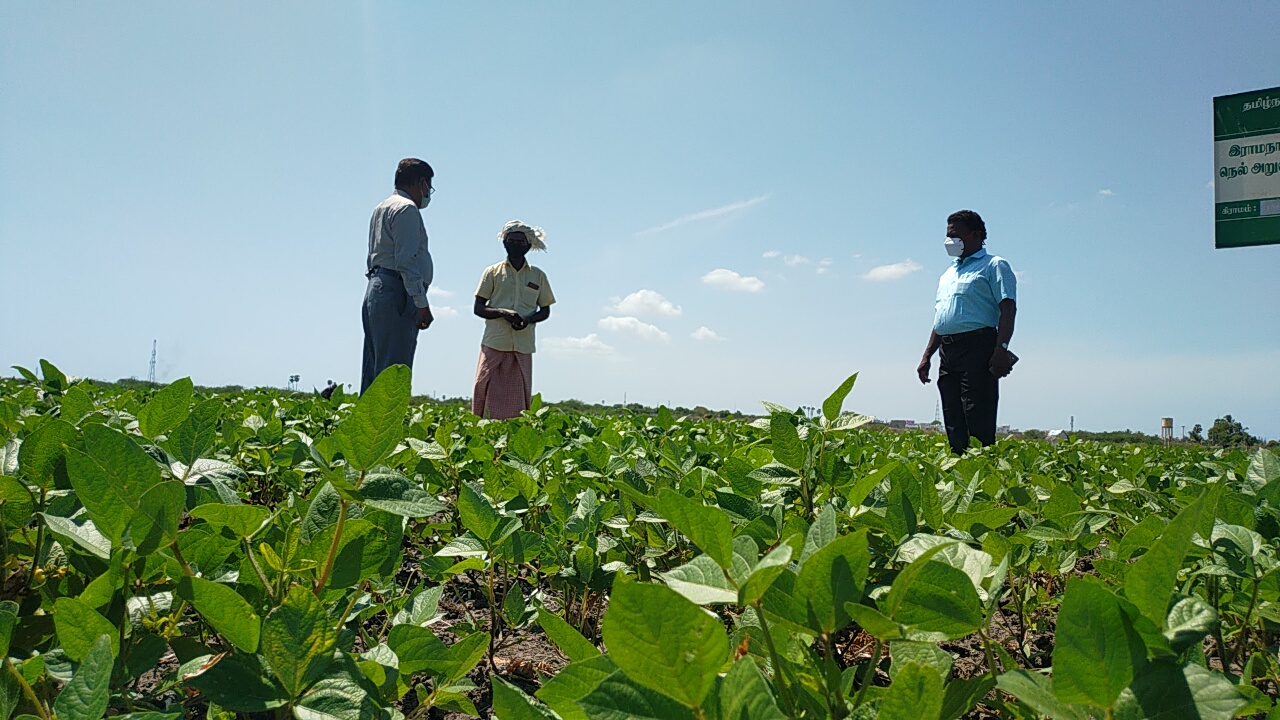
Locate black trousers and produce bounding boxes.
[937,328,999,454]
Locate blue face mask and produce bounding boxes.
[944,237,964,257]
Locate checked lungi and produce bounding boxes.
[472,346,533,419]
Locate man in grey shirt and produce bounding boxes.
[361,158,435,394]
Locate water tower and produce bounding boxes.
[1161,417,1174,445]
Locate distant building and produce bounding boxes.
[1047,429,1070,443]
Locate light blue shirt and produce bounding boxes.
[367,190,433,308]
[933,248,1016,335]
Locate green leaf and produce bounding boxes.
[600,579,730,707]
[1052,576,1147,709]
[334,365,410,471]
[884,547,983,640]
[492,676,561,720]
[877,661,943,720]
[393,585,445,627]
[54,597,119,661]
[294,662,379,720]
[61,384,94,422]
[537,607,600,662]
[166,398,223,467]
[995,670,1089,720]
[939,675,996,720]
[0,601,17,659]
[387,625,488,683]
[653,488,734,571]
[262,585,337,698]
[51,635,113,720]
[511,425,545,465]
[843,461,897,509]
[66,424,163,544]
[1247,448,1280,497]
[1113,662,1247,720]
[844,602,903,641]
[354,468,445,517]
[39,513,112,559]
[795,530,869,634]
[718,657,786,720]
[738,543,792,606]
[536,655,616,720]
[129,480,185,554]
[1162,595,1218,653]
[890,640,952,681]
[17,417,75,488]
[181,652,287,712]
[0,476,33,529]
[822,373,858,422]
[768,415,805,470]
[1125,499,1203,629]
[576,670,698,720]
[177,576,261,653]
[306,519,392,589]
[190,503,271,539]
[800,504,837,563]
[40,359,68,391]
[137,377,193,440]
[661,554,737,605]
[458,481,501,543]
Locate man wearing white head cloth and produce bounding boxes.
[471,220,555,419]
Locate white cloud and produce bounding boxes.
[1014,270,1026,283]
[861,260,923,281]
[701,268,765,292]
[1099,189,1114,196]
[606,289,683,318]
[598,316,671,343]
[691,326,725,341]
[762,250,780,259]
[432,305,459,318]
[637,195,770,236]
[783,254,809,266]
[816,258,834,275]
[542,334,617,358]
[427,287,455,299]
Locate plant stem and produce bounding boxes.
[752,602,797,718]
[1239,575,1262,669]
[852,638,883,710]
[6,658,50,720]
[171,540,196,577]
[314,472,361,594]
[244,539,276,603]
[822,632,848,719]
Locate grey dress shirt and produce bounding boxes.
[367,190,433,308]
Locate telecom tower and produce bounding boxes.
[148,340,157,384]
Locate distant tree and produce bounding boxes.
[1207,415,1259,447]
[1188,424,1204,443]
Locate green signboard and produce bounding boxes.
[1214,86,1280,249]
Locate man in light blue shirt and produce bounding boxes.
[361,158,435,394]
[917,210,1017,453]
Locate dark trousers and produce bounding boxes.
[937,328,999,454]
[361,269,418,394]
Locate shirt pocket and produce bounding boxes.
[519,284,541,312]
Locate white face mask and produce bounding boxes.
[944,237,964,257]
[417,192,431,209]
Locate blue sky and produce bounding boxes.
[3,2,1278,439]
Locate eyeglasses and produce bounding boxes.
[423,184,435,197]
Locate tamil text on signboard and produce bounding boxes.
[1214,86,1280,249]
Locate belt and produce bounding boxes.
[367,266,401,279]
[938,327,995,344]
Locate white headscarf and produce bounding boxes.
[499,220,547,251]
